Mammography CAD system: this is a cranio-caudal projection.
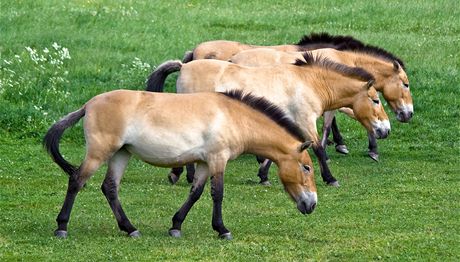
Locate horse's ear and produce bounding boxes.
[393,60,401,72]
[298,141,313,152]
[364,79,375,90]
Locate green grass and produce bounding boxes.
[1,0,459,261]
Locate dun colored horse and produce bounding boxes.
[147,52,390,186]
[44,90,317,239]
[230,47,413,161]
[181,32,371,62]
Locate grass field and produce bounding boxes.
[1,0,459,261]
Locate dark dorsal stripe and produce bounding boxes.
[296,32,406,69]
[220,90,306,142]
[294,52,375,82]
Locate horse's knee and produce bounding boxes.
[101,179,117,200]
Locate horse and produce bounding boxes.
[146,52,391,187]
[181,32,371,63]
[43,90,317,240]
[229,47,413,161]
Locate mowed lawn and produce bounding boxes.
[1,0,459,261]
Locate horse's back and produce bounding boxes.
[193,40,250,60]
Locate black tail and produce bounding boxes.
[181,50,194,63]
[146,60,182,92]
[43,107,85,177]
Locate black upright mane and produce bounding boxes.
[220,90,306,142]
[294,52,375,82]
[296,32,406,69]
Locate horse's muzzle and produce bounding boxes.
[396,110,413,123]
[395,104,414,123]
[296,192,317,215]
[373,120,391,139]
[375,128,390,139]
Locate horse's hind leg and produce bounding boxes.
[169,163,209,238]
[55,156,104,238]
[100,149,139,237]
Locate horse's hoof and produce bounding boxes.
[336,145,349,154]
[259,180,271,186]
[169,229,181,238]
[327,181,340,187]
[168,173,179,184]
[368,152,379,162]
[54,230,68,238]
[129,230,141,238]
[219,232,233,240]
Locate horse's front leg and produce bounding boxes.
[312,141,339,187]
[330,117,349,155]
[304,118,339,187]
[168,167,184,184]
[210,172,232,240]
[255,156,272,185]
[367,132,379,161]
[168,164,196,184]
[185,163,196,183]
[169,163,209,238]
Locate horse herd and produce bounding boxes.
[44,32,413,240]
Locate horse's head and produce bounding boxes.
[378,61,413,123]
[353,80,391,139]
[278,141,317,215]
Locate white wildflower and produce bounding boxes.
[52,42,61,50]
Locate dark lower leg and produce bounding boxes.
[101,178,137,234]
[210,174,230,237]
[168,167,184,184]
[185,164,196,183]
[367,133,379,161]
[170,180,206,231]
[171,167,183,176]
[56,176,82,232]
[313,144,338,185]
[255,156,271,183]
[331,117,345,146]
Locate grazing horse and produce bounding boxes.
[229,47,413,161]
[146,52,391,186]
[181,32,369,63]
[44,90,317,240]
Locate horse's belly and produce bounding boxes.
[125,132,206,167]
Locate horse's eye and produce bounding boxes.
[302,165,311,173]
[403,83,409,88]
[372,99,380,105]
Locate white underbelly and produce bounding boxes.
[124,130,206,167]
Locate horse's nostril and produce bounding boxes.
[311,203,317,211]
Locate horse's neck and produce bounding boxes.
[241,118,297,163]
[310,70,364,111]
[338,52,393,91]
